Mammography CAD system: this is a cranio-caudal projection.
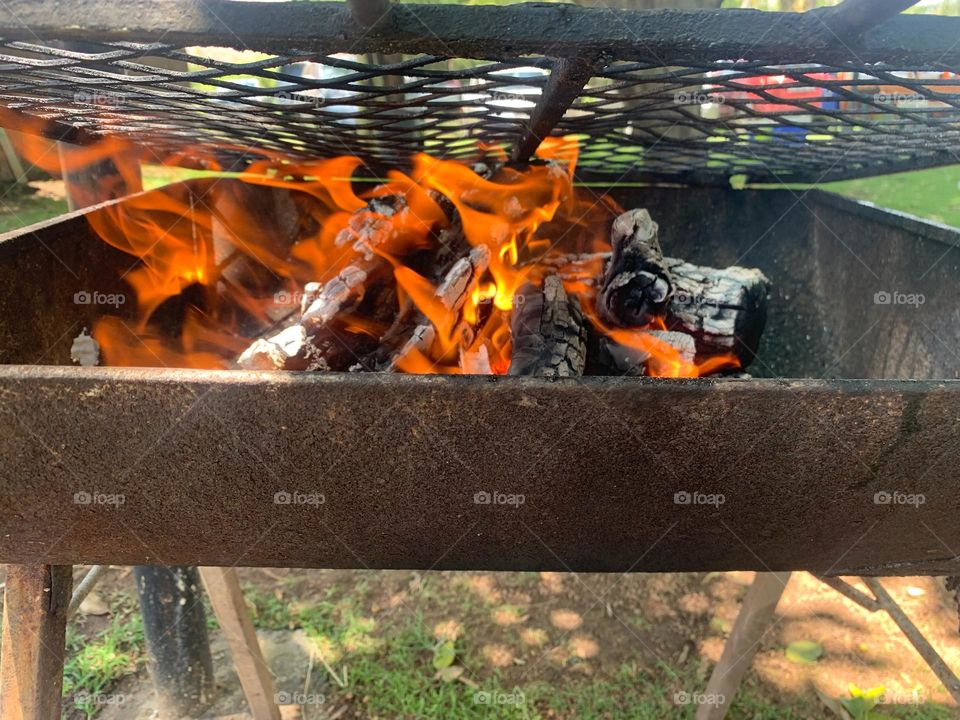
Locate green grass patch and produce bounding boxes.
[63,599,145,718]
[0,185,67,233]
[821,165,960,229]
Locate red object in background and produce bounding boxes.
[718,71,843,113]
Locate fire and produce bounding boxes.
[1,110,738,377]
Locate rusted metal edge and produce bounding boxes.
[0,366,958,574]
[0,1,957,66]
[512,54,609,163]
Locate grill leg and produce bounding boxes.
[135,566,215,716]
[696,571,791,720]
[200,567,281,720]
[0,564,72,720]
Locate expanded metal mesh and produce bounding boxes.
[0,37,958,184]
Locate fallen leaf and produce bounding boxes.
[78,592,110,616]
[434,666,464,683]
[785,640,823,664]
[432,640,456,670]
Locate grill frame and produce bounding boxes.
[1,183,958,573]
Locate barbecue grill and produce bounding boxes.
[0,1,959,718]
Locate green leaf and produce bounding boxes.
[729,173,748,190]
[432,640,456,670]
[785,640,823,664]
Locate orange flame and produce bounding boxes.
[2,110,740,377]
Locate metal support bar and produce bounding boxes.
[814,0,922,38]
[134,566,216,716]
[512,54,608,164]
[814,574,882,613]
[861,577,960,704]
[67,565,108,618]
[346,0,391,28]
[0,565,72,720]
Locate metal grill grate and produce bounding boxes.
[1,0,959,185]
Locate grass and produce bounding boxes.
[0,184,68,233]
[62,598,145,718]
[240,582,956,720]
[822,165,960,229]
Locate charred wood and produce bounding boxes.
[384,245,490,371]
[597,209,672,328]
[665,257,769,367]
[509,275,587,378]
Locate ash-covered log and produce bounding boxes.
[665,257,770,366]
[237,259,386,371]
[596,209,672,328]
[509,275,587,378]
[592,208,770,370]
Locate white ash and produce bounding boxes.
[237,325,305,370]
[70,329,100,367]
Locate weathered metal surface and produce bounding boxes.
[0,367,958,575]
[0,185,958,574]
[0,565,72,720]
[0,1,956,65]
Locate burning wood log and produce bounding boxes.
[596,209,672,328]
[237,260,386,371]
[386,245,490,371]
[236,324,308,371]
[592,209,770,369]
[665,257,769,366]
[509,275,587,378]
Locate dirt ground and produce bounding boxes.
[50,565,960,719]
